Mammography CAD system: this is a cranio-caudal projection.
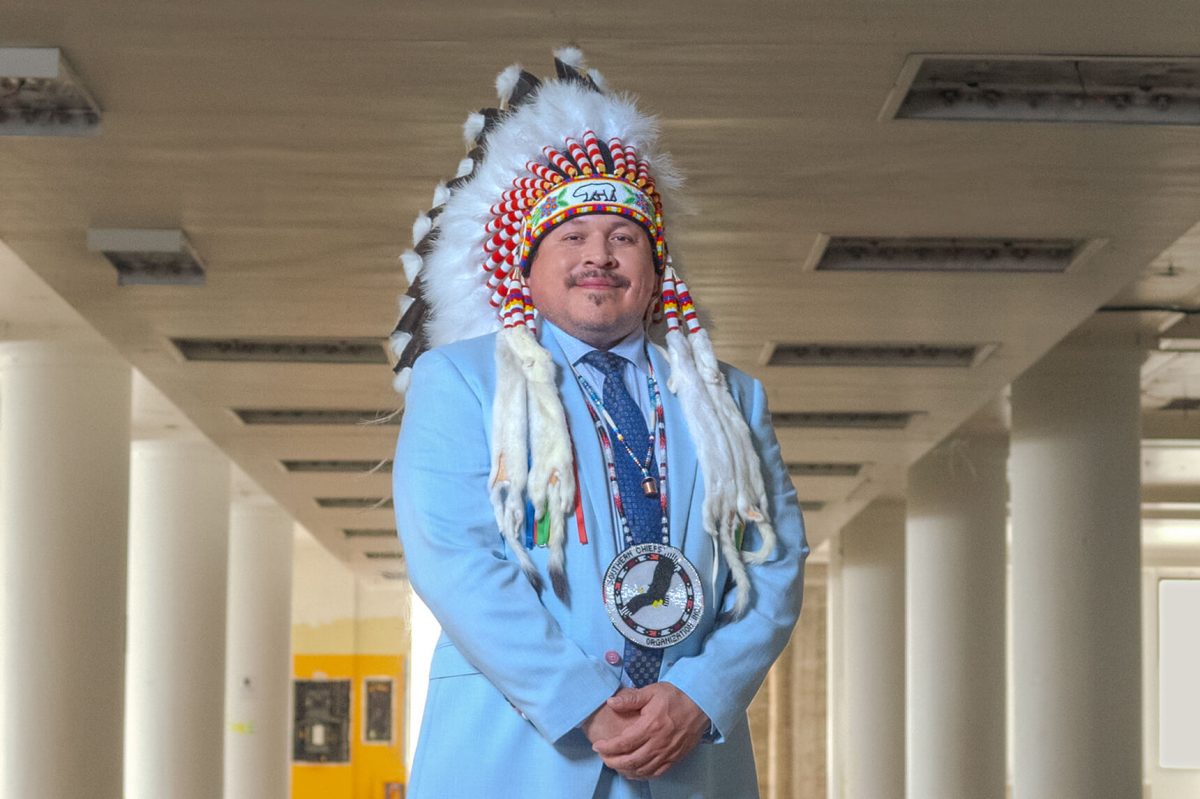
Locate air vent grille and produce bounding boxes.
[799,501,826,512]
[234,409,399,426]
[886,55,1200,125]
[316,497,393,509]
[381,571,407,580]
[343,528,396,539]
[767,342,991,368]
[365,552,404,560]
[283,459,393,473]
[174,337,388,364]
[813,236,1084,273]
[773,412,915,430]
[0,48,102,136]
[787,463,863,477]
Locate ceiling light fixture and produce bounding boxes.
[87,228,206,286]
[0,47,101,136]
[882,54,1200,125]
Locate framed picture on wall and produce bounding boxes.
[364,677,394,744]
[293,679,352,763]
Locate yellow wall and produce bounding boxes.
[292,654,406,799]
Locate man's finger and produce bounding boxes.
[606,688,650,712]
[592,717,655,757]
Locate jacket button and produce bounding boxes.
[604,650,622,666]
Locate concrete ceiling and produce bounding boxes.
[3,0,1200,577]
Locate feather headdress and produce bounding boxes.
[389,48,775,614]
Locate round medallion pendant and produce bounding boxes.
[603,543,704,649]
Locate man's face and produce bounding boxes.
[526,214,658,349]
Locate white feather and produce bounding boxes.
[400,250,422,285]
[587,68,607,92]
[495,64,521,106]
[388,331,412,357]
[553,46,585,69]
[398,294,415,315]
[463,112,485,149]
[391,367,412,394]
[431,182,450,208]
[455,158,475,178]
[411,214,432,247]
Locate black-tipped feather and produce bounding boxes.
[397,296,427,333]
[509,71,542,108]
[414,229,439,259]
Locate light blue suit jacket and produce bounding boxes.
[393,327,808,799]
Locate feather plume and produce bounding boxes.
[431,182,450,208]
[411,214,432,247]
[463,112,486,149]
[587,68,607,93]
[454,157,475,178]
[553,46,585,69]
[388,331,412,357]
[400,250,422,285]
[495,64,522,107]
[392,367,412,394]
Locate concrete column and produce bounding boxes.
[224,500,294,799]
[792,564,827,799]
[766,644,794,799]
[0,341,131,799]
[838,499,906,798]
[124,440,230,799]
[906,433,1008,799]
[1010,343,1142,799]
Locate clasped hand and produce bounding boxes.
[581,682,710,780]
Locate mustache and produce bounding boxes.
[567,270,630,289]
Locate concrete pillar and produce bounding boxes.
[0,341,131,799]
[124,440,230,799]
[766,644,794,799]
[1010,343,1142,798]
[224,500,294,799]
[837,499,906,798]
[792,564,827,799]
[906,433,1008,799]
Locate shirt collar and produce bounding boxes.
[541,318,650,375]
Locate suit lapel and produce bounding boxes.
[648,343,700,553]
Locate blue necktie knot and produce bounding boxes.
[581,350,627,381]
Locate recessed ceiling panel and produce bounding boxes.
[885,54,1200,125]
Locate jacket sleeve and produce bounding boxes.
[393,349,620,743]
[658,373,809,741]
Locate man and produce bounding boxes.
[390,48,807,798]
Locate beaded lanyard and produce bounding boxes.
[571,357,669,550]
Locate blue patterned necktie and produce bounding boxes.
[581,350,663,688]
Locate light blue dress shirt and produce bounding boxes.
[542,319,655,428]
